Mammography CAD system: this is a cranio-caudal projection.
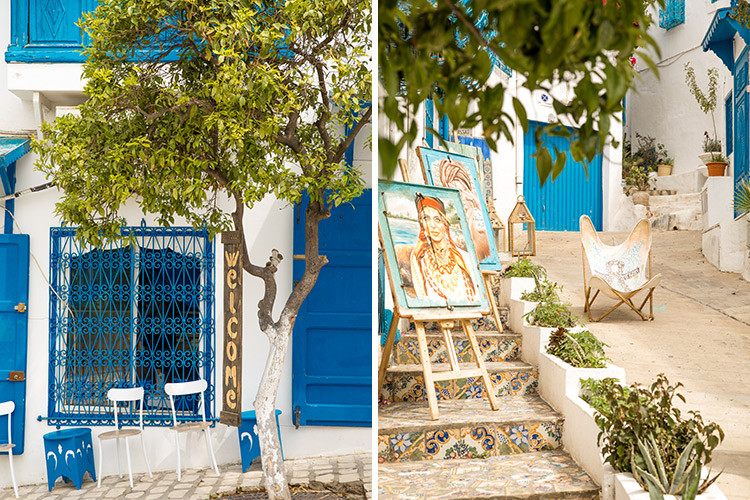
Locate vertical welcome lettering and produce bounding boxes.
[220,231,243,427]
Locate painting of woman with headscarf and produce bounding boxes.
[378,181,488,312]
[409,194,478,302]
[417,147,499,269]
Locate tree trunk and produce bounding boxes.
[255,323,292,500]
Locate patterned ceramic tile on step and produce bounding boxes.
[378,450,599,500]
[378,398,562,463]
[383,362,538,402]
[393,331,521,365]
[383,431,426,462]
[494,421,561,454]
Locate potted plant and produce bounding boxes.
[657,157,673,176]
[498,257,545,307]
[705,154,728,177]
[685,63,725,168]
[592,374,724,500]
[700,132,723,165]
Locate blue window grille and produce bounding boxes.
[726,94,734,157]
[659,0,685,30]
[48,226,215,427]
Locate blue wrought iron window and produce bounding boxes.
[48,226,215,427]
[659,0,685,30]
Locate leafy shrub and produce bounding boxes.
[524,300,578,328]
[579,377,620,411]
[503,257,546,279]
[592,374,724,493]
[546,328,609,368]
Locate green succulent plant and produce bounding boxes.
[632,433,702,500]
[735,177,750,215]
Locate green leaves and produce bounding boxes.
[35,0,371,247]
[379,0,658,181]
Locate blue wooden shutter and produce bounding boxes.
[735,48,749,218]
[726,94,734,157]
[291,191,372,426]
[425,97,435,147]
[523,121,603,231]
[0,234,29,453]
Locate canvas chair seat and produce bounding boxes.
[580,215,662,321]
[98,428,142,441]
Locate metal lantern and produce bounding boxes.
[486,202,507,253]
[507,195,536,256]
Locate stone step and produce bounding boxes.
[378,450,600,500]
[393,330,522,365]
[378,397,562,463]
[382,361,538,402]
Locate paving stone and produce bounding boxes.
[125,492,145,499]
[315,474,335,483]
[150,486,169,494]
[168,489,189,498]
[104,487,127,498]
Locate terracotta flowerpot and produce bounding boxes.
[657,164,672,176]
[706,161,727,176]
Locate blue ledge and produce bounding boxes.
[703,7,750,72]
[0,138,30,170]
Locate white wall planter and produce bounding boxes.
[614,470,727,500]
[498,276,535,307]
[509,297,538,334]
[537,351,625,491]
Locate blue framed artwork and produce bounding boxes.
[417,146,501,271]
[378,181,490,316]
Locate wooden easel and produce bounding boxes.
[481,270,503,332]
[379,308,499,420]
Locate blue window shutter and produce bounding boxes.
[291,190,372,427]
[439,114,451,141]
[726,94,734,156]
[48,226,215,427]
[0,234,29,453]
[425,98,435,148]
[659,0,685,30]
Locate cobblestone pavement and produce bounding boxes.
[0,453,371,500]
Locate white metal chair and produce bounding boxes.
[98,387,152,488]
[164,379,219,480]
[580,215,662,321]
[0,401,18,498]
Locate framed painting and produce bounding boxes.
[378,180,490,316]
[416,146,501,270]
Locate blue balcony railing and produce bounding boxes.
[6,0,98,63]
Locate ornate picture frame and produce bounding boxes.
[416,146,501,270]
[378,180,490,316]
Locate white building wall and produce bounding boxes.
[627,1,733,179]
[0,2,371,487]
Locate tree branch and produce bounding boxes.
[275,111,305,155]
[315,62,333,151]
[331,105,372,164]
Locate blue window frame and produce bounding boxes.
[48,226,215,427]
[425,97,451,148]
[659,0,685,30]
[726,94,734,157]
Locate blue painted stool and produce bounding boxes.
[238,409,283,473]
[43,428,96,491]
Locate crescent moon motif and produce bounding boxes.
[65,450,76,466]
[240,432,253,449]
[46,451,57,470]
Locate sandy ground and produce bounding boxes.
[533,229,750,500]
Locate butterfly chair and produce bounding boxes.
[164,379,219,480]
[580,215,662,321]
[0,401,18,498]
[97,387,152,488]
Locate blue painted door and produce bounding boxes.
[291,191,372,427]
[735,47,749,218]
[0,234,29,454]
[523,121,603,231]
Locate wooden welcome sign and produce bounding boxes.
[220,231,243,427]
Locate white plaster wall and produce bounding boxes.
[626,1,732,178]
[0,1,372,486]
